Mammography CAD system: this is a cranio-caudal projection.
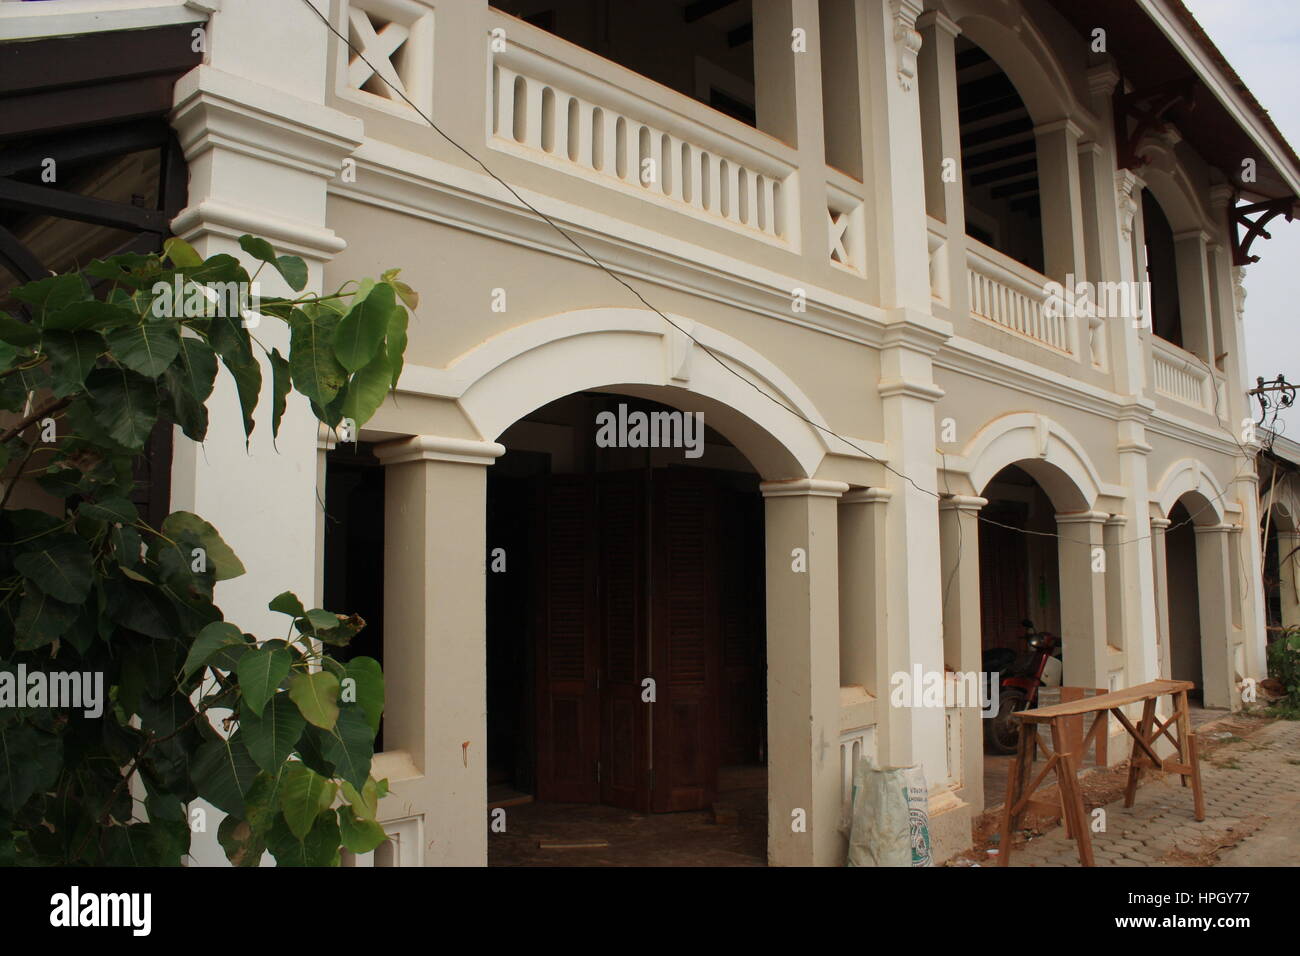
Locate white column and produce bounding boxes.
[167,0,364,867]
[939,494,986,811]
[761,478,848,867]
[1279,530,1300,629]
[1056,510,1110,689]
[374,435,504,866]
[838,488,891,694]
[1116,407,1160,687]
[1034,119,1088,285]
[1150,516,1173,679]
[1194,522,1238,709]
[916,9,968,319]
[1173,229,1215,362]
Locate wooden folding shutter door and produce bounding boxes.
[651,470,721,812]
[598,471,650,811]
[535,475,600,803]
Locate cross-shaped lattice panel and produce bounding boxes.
[338,0,434,118]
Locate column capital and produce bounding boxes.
[1173,228,1211,245]
[939,494,987,513]
[1033,117,1085,140]
[1055,509,1110,526]
[1104,514,1128,528]
[760,478,850,499]
[842,487,893,505]
[1149,516,1172,531]
[373,435,506,466]
[1086,63,1121,98]
[916,9,960,38]
[1193,522,1235,536]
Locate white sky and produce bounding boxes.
[1182,0,1300,438]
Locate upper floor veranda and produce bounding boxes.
[211,0,1300,433]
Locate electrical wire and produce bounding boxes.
[299,0,1263,554]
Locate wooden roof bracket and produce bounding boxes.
[1113,79,1197,171]
[1230,195,1297,266]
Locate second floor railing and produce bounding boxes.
[966,243,1073,355]
[489,13,796,246]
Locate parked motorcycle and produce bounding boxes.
[982,619,1063,754]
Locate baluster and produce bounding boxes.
[522,80,545,150]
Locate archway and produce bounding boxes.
[949,413,1106,810]
[378,309,845,866]
[485,389,769,865]
[1153,460,1236,709]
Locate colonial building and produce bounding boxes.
[3,0,1296,866]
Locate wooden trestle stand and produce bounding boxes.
[996,679,1205,867]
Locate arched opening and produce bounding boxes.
[1165,500,1203,699]
[976,465,1064,797]
[485,389,768,866]
[1141,190,1183,348]
[954,36,1044,273]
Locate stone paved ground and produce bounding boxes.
[1002,716,1300,867]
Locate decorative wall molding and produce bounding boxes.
[891,0,924,91]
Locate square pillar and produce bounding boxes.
[374,435,504,866]
[1055,510,1110,689]
[1150,516,1173,679]
[1173,229,1216,362]
[1195,523,1238,709]
[916,9,969,319]
[761,478,848,867]
[1279,531,1300,629]
[1034,119,1088,286]
[838,488,891,693]
[939,494,986,812]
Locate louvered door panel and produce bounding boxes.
[535,475,600,803]
[651,470,720,812]
[598,470,650,810]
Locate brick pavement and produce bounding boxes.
[1004,717,1300,867]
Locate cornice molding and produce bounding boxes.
[759,478,850,499]
[373,434,506,467]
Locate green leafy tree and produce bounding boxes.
[0,236,415,865]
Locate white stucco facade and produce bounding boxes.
[11,0,1294,866]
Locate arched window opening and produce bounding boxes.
[1142,191,1183,347]
[956,37,1044,274]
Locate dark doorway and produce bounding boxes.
[485,394,766,816]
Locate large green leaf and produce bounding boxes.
[279,762,337,840]
[105,320,181,378]
[238,235,308,293]
[44,299,137,333]
[268,591,307,619]
[269,347,291,443]
[11,274,86,326]
[42,330,103,396]
[339,349,391,427]
[14,584,80,650]
[0,722,62,811]
[182,621,245,678]
[338,806,387,854]
[217,814,266,867]
[343,656,385,734]
[14,533,92,603]
[265,806,341,866]
[84,366,158,451]
[289,671,340,730]
[0,310,40,346]
[223,354,261,444]
[333,282,394,373]
[321,705,372,791]
[242,693,306,775]
[191,733,259,817]
[160,512,245,581]
[288,308,347,407]
[237,644,291,717]
[386,301,408,389]
[162,338,218,442]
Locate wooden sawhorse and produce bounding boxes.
[996,679,1205,866]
